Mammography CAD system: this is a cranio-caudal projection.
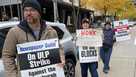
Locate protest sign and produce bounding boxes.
[76,29,102,47]
[79,46,98,63]
[76,29,101,63]
[16,38,65,77]
[113,19,130,41]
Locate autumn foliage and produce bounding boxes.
[80,0,136,19]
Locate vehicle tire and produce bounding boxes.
[64,58,75,77]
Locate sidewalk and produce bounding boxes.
[101,26,136,77]
[75,26,136,77]
[98,26,136,77]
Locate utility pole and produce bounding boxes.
[72,0,80,29]
[72,0,76,26]
[53,0,59,22]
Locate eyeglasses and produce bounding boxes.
[24,7,37,12]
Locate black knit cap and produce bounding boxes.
[23,0,41,14]
[82,18,90,24]
[105,21,111,26]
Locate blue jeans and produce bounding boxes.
[80,62,99,77]
[100,47,112,70]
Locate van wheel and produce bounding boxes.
[64,59,75,77]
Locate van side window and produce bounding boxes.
[51,26,64,39]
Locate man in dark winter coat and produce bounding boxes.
[100,22,115,74]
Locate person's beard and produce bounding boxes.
[31,17,39,24]
[26,16,39,24]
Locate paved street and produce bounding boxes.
[75,26,136,77]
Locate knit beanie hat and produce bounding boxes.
[82,18,90,24]
[23,0,41,14]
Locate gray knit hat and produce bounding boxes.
[23,0,41,14]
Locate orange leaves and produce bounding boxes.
[80,0,136,19]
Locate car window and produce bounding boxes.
[51,26,64,39]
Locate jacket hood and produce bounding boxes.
[18,20,46,33]
[18,20,47,40]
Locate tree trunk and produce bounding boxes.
[104,6,107,22]
[72,0,80,31]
